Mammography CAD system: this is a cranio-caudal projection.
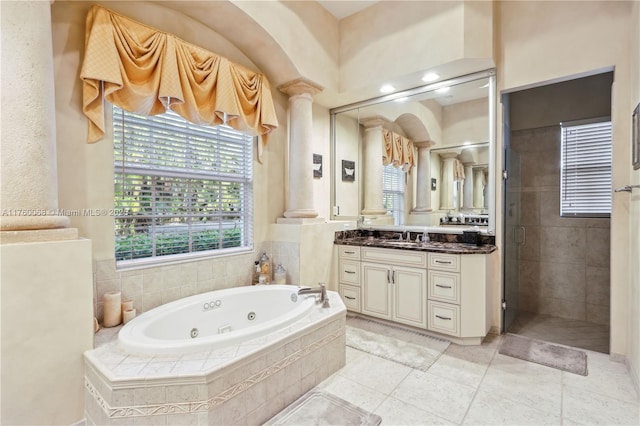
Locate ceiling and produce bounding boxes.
[316,1,379,19]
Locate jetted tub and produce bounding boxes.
[118,284,316,355]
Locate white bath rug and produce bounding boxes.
[264,390,381,426]
[345,315,450,371]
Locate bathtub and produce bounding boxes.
[85,286,345,425]
[118,285,316,355]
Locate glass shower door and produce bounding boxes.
[503,148,522,332]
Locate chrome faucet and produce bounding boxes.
[298,283,330,308]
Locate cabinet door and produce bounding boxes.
[361,262,392,320]
[392,266,427,328]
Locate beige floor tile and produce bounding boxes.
[463,390,561,425]
[320,375,387,413]
[338,352,412,395]
[426,351,491,389]
[479,354,562,415]
[390,370,476,424]
[374,396,455,426]
[562,350,639,403]
[562,384,640,425]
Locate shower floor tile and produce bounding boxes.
[507,311,609,354]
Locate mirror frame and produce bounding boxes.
[329,68,497,234]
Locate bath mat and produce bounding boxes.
[499,333,588,376]
[345,315,449,371]
[264,389,381,426]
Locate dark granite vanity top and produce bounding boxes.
[335,229,497,255]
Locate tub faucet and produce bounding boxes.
[298,283,330,308]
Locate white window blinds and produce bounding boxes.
[560,118,612,217]
[113,105,253,265]
[382,164,405,225]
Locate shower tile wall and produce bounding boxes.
[511,126,610,325]
[93,241,300,325]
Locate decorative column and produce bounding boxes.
[439,153,459,211]
[360,117,388,216]
[0,0,69,232]
[278,78,323,220]
[462,162,475,210]
[474,167,486,208]
[412,140,435,213]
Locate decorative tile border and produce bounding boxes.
[86,326,344,418]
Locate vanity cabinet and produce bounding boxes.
[335,244,491,344]
[338,246,361,312]
[360,247,427,328]
[427,253,489,341]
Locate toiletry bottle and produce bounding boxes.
[252,261,260,285]
[274,263,286,284]
[259,251,271,284]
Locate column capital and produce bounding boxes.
[278,78,323,97]
[360,115,391,129]
[440,151,461,159]
[413,140,436,149]
[463,161,476,167]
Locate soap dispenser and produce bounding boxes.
[259,251,271,284]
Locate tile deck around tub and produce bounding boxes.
[84,292,347,426]
[87,292,345,383]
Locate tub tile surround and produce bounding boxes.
[93,241,300,325]
[84,293,345,425]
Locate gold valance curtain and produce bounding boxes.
[80,5,278,154]
[382,128,415,172]
[453,159,466,181]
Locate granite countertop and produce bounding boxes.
[334,230,497,255]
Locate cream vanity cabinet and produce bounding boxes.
[336,243,491,344]
[360,247,428,328]
[427,253,490,343]
[337,246,362,312]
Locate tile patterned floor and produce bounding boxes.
[507,311,610,354]
[314,333,640,425]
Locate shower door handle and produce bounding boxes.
[614,184,640,193]
[513,226,526,246]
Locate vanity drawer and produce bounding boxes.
[428,253,460,272]
[428,301,460,336]
[339,259,361,286]
[340,284,361,312]
[338,245,361,260]
[362,247,427,268]
[428,270,460,304]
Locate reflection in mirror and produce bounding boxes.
[330,69,495,233]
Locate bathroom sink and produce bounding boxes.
[381,241,419,248]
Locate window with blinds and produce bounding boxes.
[560,118,612,218]
[382,164,405,225]
[113,105,253,265]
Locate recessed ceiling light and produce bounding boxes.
[422,72,440,82]
[394,97,409,103]
[463,142,471,146]
[380,84,395,93]
[435,86,450,94]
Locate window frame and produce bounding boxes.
[112,105,255,269]
[382,164,406,225]
[559,116,612,218]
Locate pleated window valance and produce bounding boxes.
[382,128,415,172]
[453,159,466,181]
[80,5,278,152]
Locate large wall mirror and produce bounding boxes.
[330,69,496,233]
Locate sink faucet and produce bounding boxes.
[298,283,330,308]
